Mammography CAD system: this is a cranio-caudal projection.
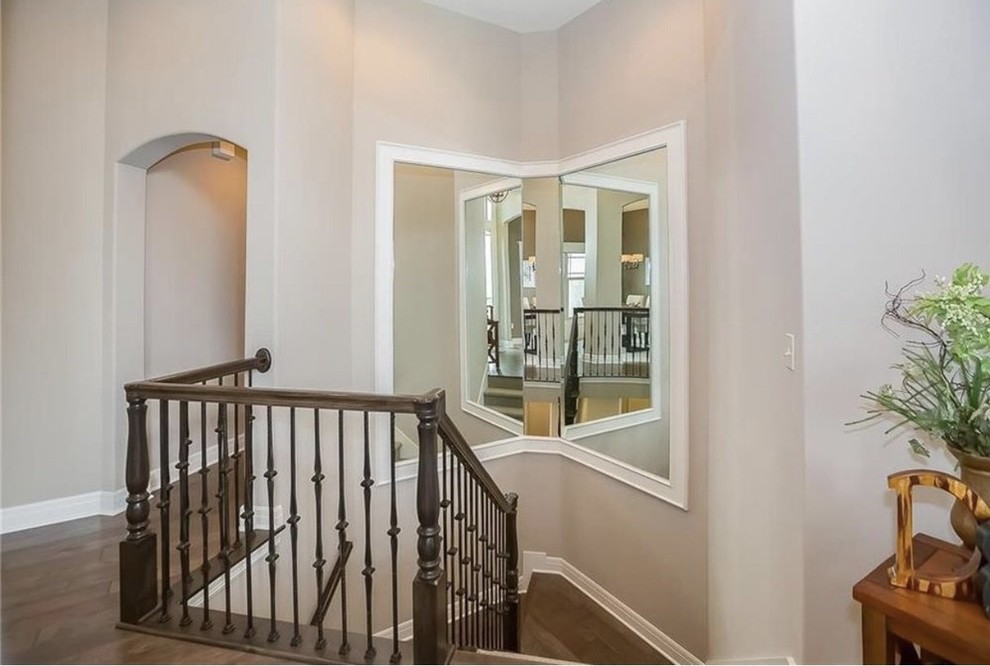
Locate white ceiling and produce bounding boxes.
[419,0,604,33]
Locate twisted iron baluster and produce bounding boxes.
[313,409,327,650]
[289,408,302,646]
[264,406,279,643]
[177,401,192,627]
[337,411,351,656]
[242,404,256,639]
[158,400,172,623]
[217,396,235,635]
[388,414,401,663]
[199,394,213,630]
[232,372,242,549]
[361,412,376,660]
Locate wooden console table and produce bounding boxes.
[853,534,990,664]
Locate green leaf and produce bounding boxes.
[908,438,930,458]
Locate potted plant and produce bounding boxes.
[858,263,990,547]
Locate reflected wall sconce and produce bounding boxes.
[488,190,509,204]
[621,253,645,270]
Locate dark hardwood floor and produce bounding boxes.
[1,456,279,665]
[2,500,669,664]
[518,574,670,665]
[0,513,277,664]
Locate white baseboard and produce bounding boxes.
[1,439,235,535]
[0,490,123,534]
[522,551,703,665]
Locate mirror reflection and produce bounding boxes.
[559,147,669,477]
[519,177,563,437]
[392,164,523,461]
[561,184,651,426]
[392,146,671,479]
[463,186,524,423]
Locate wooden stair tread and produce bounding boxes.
[179,528,274,603]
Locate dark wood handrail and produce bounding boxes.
[126,381,442,414]
[571,306,649,313]
[523,307,564,314]
[438,414,513,513]
[144,348,272,385]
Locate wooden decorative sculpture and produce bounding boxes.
[887,470,990,600]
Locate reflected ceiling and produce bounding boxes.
[419,0,604,33]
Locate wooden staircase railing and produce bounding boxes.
[117,349,520,664]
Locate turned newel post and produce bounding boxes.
[504,492,520,652]
[119,396,158,624]
[413,390,449,665]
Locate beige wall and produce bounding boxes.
[555,0,709,655]
[144,145,247,377]
[795,2,990,662]
[1,0,109,506]
[3,0,352,508]
[350,0,524,396]
[703,0,804,661]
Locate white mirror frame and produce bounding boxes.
[456,178,525,436]
[375,122,689,510]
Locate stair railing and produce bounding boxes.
[118,349,520,664]
[562,307,651,426]
[523,308,563,382]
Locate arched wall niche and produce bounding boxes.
[105,131,259,491]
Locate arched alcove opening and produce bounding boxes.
[144,142,247,377]
[106,133,250,491]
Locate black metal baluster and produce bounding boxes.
[158,400,172,623]
[264,406,279,643]
[313,409,327,650]
[536,312,546,381]
[441,437,451,646]
[232,373,242,549]
[464,466,473,647]
[503,505,508,650]
[289,408,302,646]
[471,481,481,647]
[177,402,192,627]
[505,494,520,652]
[597,311,602,376]
[485,497,491,648]
[489,498,496,648]
[445,442,455,647]
[199,394,213,630]
[337,411,351,656]
[484,494,491,649]
[542,314,549,381]
[490,501,496,650]
[242,404,256,639]
[217,396,235,634]
[457,459,466,647]
[361,412,376,660]
[479,493,487,649]
[388,414,401,663]
[497,505,504,650]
